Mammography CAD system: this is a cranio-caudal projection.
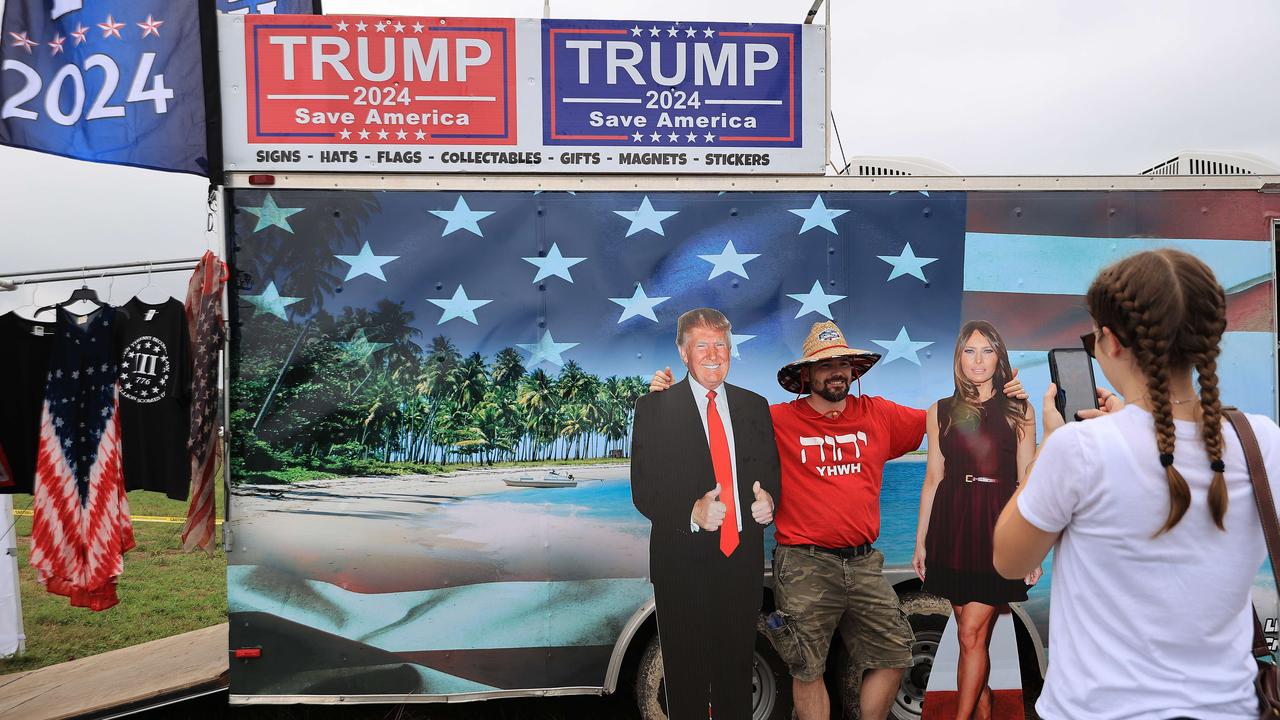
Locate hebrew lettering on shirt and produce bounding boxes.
[799,435,826,463]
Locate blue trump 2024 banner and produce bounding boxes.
[0,0,319,175]
[542,20,803,149]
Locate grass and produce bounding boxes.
[0,485,227,674]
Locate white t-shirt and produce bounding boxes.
[1018,404,1280,720]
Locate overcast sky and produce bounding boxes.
[1,0,1277,306]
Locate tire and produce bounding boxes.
[833,592,952,720]
[634,632,793,720]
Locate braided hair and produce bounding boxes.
[1085,249,1229,534]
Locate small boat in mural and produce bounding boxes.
[505,470,578,488]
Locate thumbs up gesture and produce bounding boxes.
[750,481,774,525]
[692,486,727,531]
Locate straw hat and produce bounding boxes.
[777,321,881,394]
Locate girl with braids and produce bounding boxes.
[993,248,1280,720]
[914,320,1038,720]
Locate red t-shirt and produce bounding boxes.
[770,395,926,548]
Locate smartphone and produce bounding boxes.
[1048,348,1099,422]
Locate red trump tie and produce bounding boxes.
[706,390,738,557]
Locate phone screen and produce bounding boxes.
[1050,349,1098,422]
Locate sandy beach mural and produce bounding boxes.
[227,187,1278,703]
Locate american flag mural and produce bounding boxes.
[30,307,134,612]
[227,188,1279,698]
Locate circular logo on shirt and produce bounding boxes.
[121,336,171,404]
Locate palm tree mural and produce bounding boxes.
[232,310,648,479]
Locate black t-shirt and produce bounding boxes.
[0,312,57,493]
[117,298,192,500]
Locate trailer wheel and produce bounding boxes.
[833,592,951,720]
[634,633,792,720]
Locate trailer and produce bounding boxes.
[221,169,1280,720]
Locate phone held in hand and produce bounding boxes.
[1048,348,1099,422]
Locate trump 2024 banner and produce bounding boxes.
[216,14,828,174]
[0,0,320,176]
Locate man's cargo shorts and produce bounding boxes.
[769,544,915,682]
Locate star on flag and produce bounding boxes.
[876,243,939,283]
[70,24,89,45]
[334,242,398,282]
[428,286,493,325]
[137,16,164,38]
[729,333,756,359]
[523,243,586,284]
[243,194,305,233]
[871,326,934,366]
[786,280,846,320]
[609,284,670,323]
[336,329,391,364]
[614,196,679,237]
[245,282,303,321]
[698,240,761,280]
[8,32,36,53]
[429,196,494,237]
[47,34,65,55]
[789,196,849,235]
[518,330,579,368]
[98,15,125,39]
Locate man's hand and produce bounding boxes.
[1002,367,1028,401]
[750,481,774,525]
[692,486,726,531]
[649,367,674,393]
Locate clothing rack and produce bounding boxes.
[0,258,202,291]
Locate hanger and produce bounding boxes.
[135,262,170,304]
[35,268,106,317]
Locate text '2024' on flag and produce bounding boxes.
[0,0,320,177]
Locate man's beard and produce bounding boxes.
[813,378,850,402]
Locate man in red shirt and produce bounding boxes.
[651,320,1025,720]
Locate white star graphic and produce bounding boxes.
[686,132,697,142]
[359,129,370,139]
[334,241,398,282]
[412,22,425,33]
[47,34,65,55]
[243,194,304,233]
[698,240,761,280]
[632,131,644,142]
[614,195,679,237]
[377,129,389,140]
[355,20,368,32]
[631,25,643,36]
[685,27,698,38]
[888,190,931,197]
[730,333,756,359]
[704,27,716,38]
[393,21,406,33]
[396,129,408,140]
[427,285,493,325]
[429,196,495,236]
[137,15,164,38]
[98,15,124,39]
[335,329,390,363]
[650,131,662,142]
[245,281,303,321]
[609,283,671,323]
[375,21,388,32]
[788,195,849,235]
[704,132,716,142]
[786,280,846,319]
[871,326,935,366]
[523,243,586,283]
[415,129,427,140]
[668,132,679,142]
[876,243,939,283]
[667,26,679,37]
[649,26,661,37]
[336,21,350,31]
[517,330,579,368]
[339,128,352,139]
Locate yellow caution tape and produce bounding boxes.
[12,509,222,525]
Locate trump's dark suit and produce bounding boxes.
[631,377,781,720]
